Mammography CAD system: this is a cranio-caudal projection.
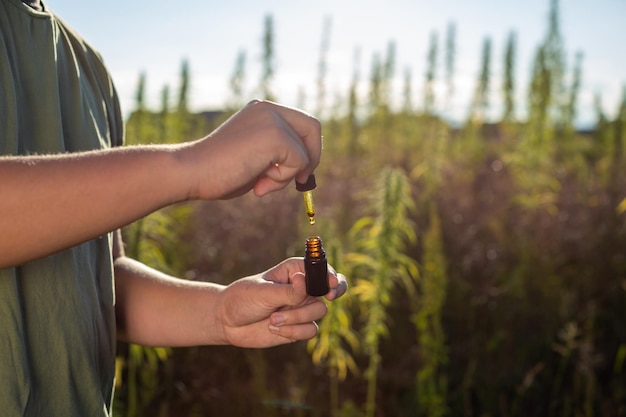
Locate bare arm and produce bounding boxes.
[0,100,321,268]
[112,231,347,347]
[0,146,186,268]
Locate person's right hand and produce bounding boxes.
[0,100,321,267]
[177,100,322,200]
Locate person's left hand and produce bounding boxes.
[214,258,347,348]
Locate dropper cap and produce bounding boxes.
[295,174,317,191]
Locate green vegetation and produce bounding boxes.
[114,1,626,415]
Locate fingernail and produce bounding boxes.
[271,314,285,326]
[269,325,280,334]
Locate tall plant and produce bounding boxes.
[347,168,419,417]
[423,31,439,116]
[259,14,276,101]
[414,203,448,417]
[114,64,199,417]
[501,31,517,125]
[116,202,193,417]
[461,37,492,161]
[467,37,492,125]
[316,16,333,118]
[227,50,247,110]
[444,22,456,114]
[307,243,360,417]
[509,0,569,212]
[510,42,559,212]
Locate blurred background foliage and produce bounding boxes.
[113,0,626,415]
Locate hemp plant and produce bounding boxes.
[347,167,419,417]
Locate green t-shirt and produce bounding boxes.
[0,1,124,415]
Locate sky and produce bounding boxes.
[47,0,626,127]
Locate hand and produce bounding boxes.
[215,258,347,348]
[178,100,322,200]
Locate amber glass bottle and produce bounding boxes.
[304,236,329,296]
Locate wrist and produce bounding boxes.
[200,282,230,345]
[150,144,196,204]
[170,140,210,201]
[107,144,192,207]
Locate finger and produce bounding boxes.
[270,298,327,327]
[253,173,291,197]
[257,100,322,184]
[269,321,319,341]
[322,265,348,301]
[253,273,307,310]
[253,172,294,197]
[225,319,298,348]
[289,271,307,296]
[261,258,305,285]
[254,113,311,197]
[325,272,348,301]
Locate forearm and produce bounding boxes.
[0,145,188,267]
[113,254,340,349]
[0,101,323,268]
[114,256,226,347]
